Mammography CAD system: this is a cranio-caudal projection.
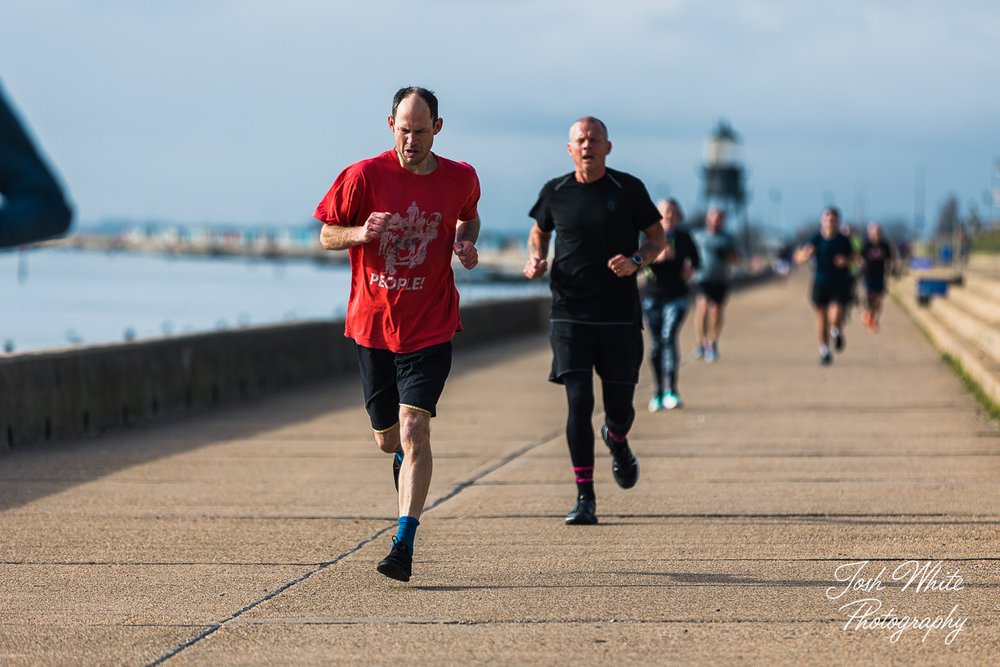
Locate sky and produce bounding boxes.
[2,0,999,238]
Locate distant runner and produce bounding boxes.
[794,207,856,365]
[859,222,894,332]
[641,198,700,411]
[691,208,739,363]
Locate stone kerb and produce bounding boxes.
[891,266,1000,407]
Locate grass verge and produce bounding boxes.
[941,353,1000,424]
[971,229,1000,253]
[889,288,1000,426]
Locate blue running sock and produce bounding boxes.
[394,451,404,464]
[395,515,419,552]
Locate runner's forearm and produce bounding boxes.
[456,216,480,245]
[632,223,667,267]
[320,223,365,251]
[528,224,551,260]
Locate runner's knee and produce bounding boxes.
[399,408,431,456]
[373,425,400,454]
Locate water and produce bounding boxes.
[1,248,545,354]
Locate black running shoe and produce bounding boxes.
[602,425,639,489]
[832,327,845,352]
[565,494,598,525]
[392,452,402,491]
[376,537,412,582]
[820,351,833,366]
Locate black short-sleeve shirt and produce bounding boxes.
[810,232,855,285]
[861,240,893,280]
[643,228,700,301]
[530,168,661,323]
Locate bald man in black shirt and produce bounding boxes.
[524,116,665,525]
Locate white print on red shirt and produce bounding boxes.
[368,273,426,291]
[378,200,441,276]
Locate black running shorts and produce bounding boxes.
[354,341,453,431]
[697,281,729,304]
[811,280,853,308]
[864,275,886,295]
[548,320,643,385]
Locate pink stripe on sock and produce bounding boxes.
[573,466,594,483]
[606,429,627,443]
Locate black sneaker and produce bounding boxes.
[565,494,598,525]
[831,327,845,352]
[820,350,833,366]
[392,452,403,491]
[376,537,412,582]
[602,424,639,489]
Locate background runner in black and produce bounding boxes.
[859,222,894,332]
[524,116,664,526]
[794,207,857,365]
[641,198,700,411]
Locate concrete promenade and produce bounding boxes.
[1,272,998,666]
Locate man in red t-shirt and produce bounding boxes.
[314,87,481,582]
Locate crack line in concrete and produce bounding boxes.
[223,617,875,627]
[145,429,560,666]
[0,561,322,567]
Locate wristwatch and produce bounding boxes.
[630,254,643,267]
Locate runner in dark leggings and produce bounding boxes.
[642,198,700,411]
[524,116,665,525]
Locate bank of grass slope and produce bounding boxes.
[971,228,1000,254]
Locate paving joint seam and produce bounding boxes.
[142,525,394,667]
[422,429,563,515]
[0,561,320,566]
[433,512,986,519]
[144,428,561,666]
[428,516,1000,525]
[7,556,1000,567]
[223,618,862,627]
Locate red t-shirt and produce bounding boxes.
[313,150,481,353]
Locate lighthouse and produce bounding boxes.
[700,120,750,255]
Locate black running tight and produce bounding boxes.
[562,371,636,469]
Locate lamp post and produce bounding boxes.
[993,159,1000,229]
[914,165,925,240]
[768,188,782,232]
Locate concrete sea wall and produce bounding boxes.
[0,297,549,451]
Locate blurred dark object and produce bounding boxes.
[0,83,72,248]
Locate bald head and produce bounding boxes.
[569,116,608,141]
[867,222,883,241]
[567,116,611,182]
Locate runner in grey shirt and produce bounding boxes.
[691,208,739,362]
